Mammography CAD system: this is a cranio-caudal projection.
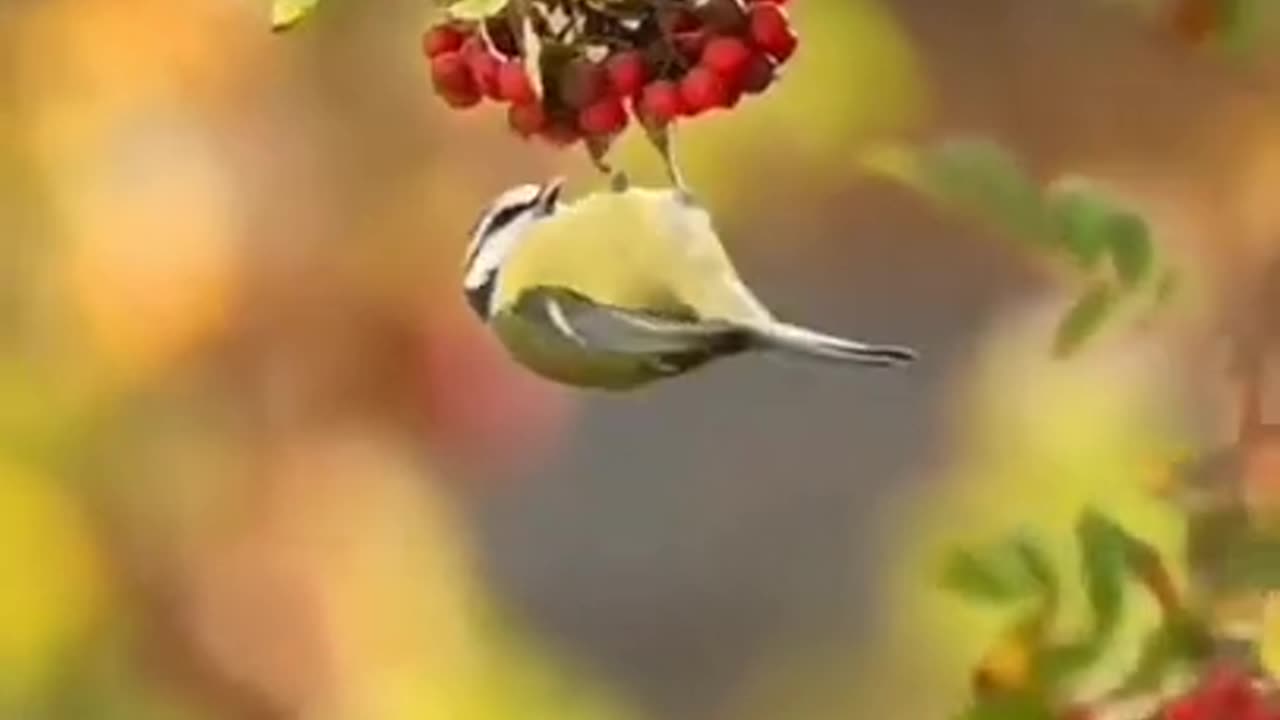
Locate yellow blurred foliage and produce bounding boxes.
[1258,591,1280,682]
[13,0,250,383]
[974,628,1036,694]
[60,142,241,381]
[0,464,107,706]
[183,431,634,720]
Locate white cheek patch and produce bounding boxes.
[464,221,531,292]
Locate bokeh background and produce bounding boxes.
[2,0,1279,718]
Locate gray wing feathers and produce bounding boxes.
[527,290,749,357]
[752,322,916,367]
[521,288,915,369]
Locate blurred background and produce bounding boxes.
[2,0,1279,718]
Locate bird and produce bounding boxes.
[461,177,916,390]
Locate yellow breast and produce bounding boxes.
[493,188,771,324]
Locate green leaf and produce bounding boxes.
[271,0,320,31]
[1013,538,1059,601]
[1076,511,1135,641]
[1115,613,1213,695]
[1038,512,1169,684]
[1046,180,1156,287]
[942,535,1057,605]
[1053,285,1116,357]
[1107,212,1154,288]
[448,0,510,20]
[1077,511,1176,637]
[918,140,1051,244]
[1030,513,1133,681]
[942,550,1033,604]
[1046,184,1115,270]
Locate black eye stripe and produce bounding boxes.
[487,202,535,235]
[464,199,540,269]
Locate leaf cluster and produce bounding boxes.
[861,139,1176,356]
[944,509,1212,719]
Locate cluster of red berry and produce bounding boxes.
[1158,667,1280,720]
[422,0,797,148]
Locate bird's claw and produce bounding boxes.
[584,139,631,192]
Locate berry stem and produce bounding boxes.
[584,134,619,177]
[652,0,693,75]
[643,122,687,191]
[505,0,529,52]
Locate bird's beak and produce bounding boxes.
[537,177,564,212]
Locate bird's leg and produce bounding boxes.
[643,123,689,194]
[585,134,629,192]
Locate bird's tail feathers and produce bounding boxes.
[749,322,916,367]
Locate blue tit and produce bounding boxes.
[462,178,915,389]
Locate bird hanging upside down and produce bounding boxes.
[462,177,916,389]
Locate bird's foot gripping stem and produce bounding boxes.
[585,135,630,192]
[585,123,691,196]
[643,123,690,198]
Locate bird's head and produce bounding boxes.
[462,177,564,319]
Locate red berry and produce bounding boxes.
[637,80,683,126]
[1241,704,1274,720]
[496,60,536,104]
[440,86,482,109]
[1161,696,1204,720]
[578,96,628,136]
[430,52,476,95]
[679,66,729,115]
[507,102,546,138]
[749,3,798,62]
[559,59,608,109]
[606,51,649,97]
[465,46,502,99]
[1203,667,1258,713]
[701,36,753,84]
[740,51,778,94]
[422,25,466,58]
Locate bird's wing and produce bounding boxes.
[518,287,750,357]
